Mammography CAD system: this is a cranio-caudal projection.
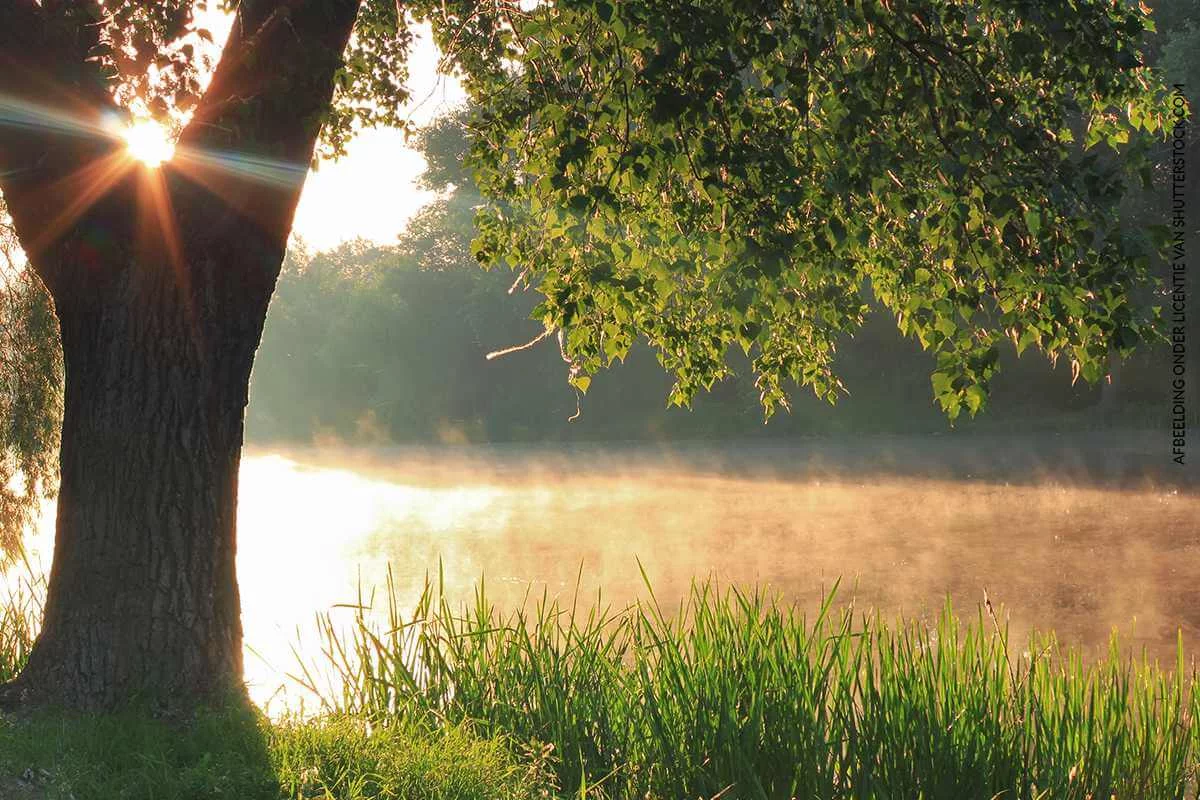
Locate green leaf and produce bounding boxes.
[451,0,1166,421]
[1023,209,1043,238]
[964,384,987,416]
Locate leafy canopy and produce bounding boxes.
[426,0,1171,418]
[26,0,419,158]
[0,0,1177,555]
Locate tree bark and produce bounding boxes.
[1,165,304,711]
[5,206,258,709]
[0,0,363,711]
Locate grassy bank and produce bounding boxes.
[2,570,1199,799]
[0,707,552,799]
[0,573,550,800]
[301,571,1200,800]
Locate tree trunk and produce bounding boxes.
[2,190,271,710]
[0,0,362,711]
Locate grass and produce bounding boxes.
[0,570,551,800]
[0,705,278,799]
[0,706,552,800]
[296,568,1200,800]
[0,564,40,685]
[271,715,552,800]
[2,567,1199,799]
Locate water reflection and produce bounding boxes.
[235,454,507,708]
[12,436,1200,711]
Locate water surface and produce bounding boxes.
[18,432,1200,709]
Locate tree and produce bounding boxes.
[450,1,1170,419]
[0,0,1169,710]
[0,0,418,710]
[1,213,61,560]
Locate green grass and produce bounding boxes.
[0,707,552,799]
[0,570,550,800]
[0,705,278,799]
[296,569,1200,800]
[271,715,552,800]
[2,568,1199,799]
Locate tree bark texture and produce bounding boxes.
[0,0,362,710]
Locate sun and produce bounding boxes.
[122,119,175,168]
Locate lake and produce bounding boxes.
[15,430,1199,710]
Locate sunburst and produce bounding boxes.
[122,119,175,168]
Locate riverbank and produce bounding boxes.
[2,574,1198,799]
[0,708,549,800]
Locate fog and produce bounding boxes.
[12,431,1196,709]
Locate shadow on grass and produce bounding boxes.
[0,703,276,799]
[0,702,550,800]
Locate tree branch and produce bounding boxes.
[0,1,124,286]
[177,0,363,250]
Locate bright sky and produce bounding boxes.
[292,31,466,252]
[196,9,466,252]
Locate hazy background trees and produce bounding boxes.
[246,103,1185,447]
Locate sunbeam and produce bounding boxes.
[173,146,307,192]
[25,151,133,256]
[0,94,114,141]
[168,144,310,233]
[123,120,175,168]
[134,166,202,349]
[0,91,315,256]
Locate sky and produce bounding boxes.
[291,31,467,252]
[195,9,466,252]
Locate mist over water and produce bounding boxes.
[14,431,1199,710]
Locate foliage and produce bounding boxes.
[247,104,1173,446]
[421,0,1173,420]
[23,0,418,157]
[299,571,1200,800]
[0,207,61,561]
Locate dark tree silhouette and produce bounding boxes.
[0,0,394,709]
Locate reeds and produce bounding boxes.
[294,568,1200,800]
[0,565,41,684]
[1,563,1195,798]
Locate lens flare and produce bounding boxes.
[122,119,174,168]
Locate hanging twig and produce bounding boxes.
[485,327,552,360]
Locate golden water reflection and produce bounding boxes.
[14,437,1199,711]
[233,440,1198,711]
